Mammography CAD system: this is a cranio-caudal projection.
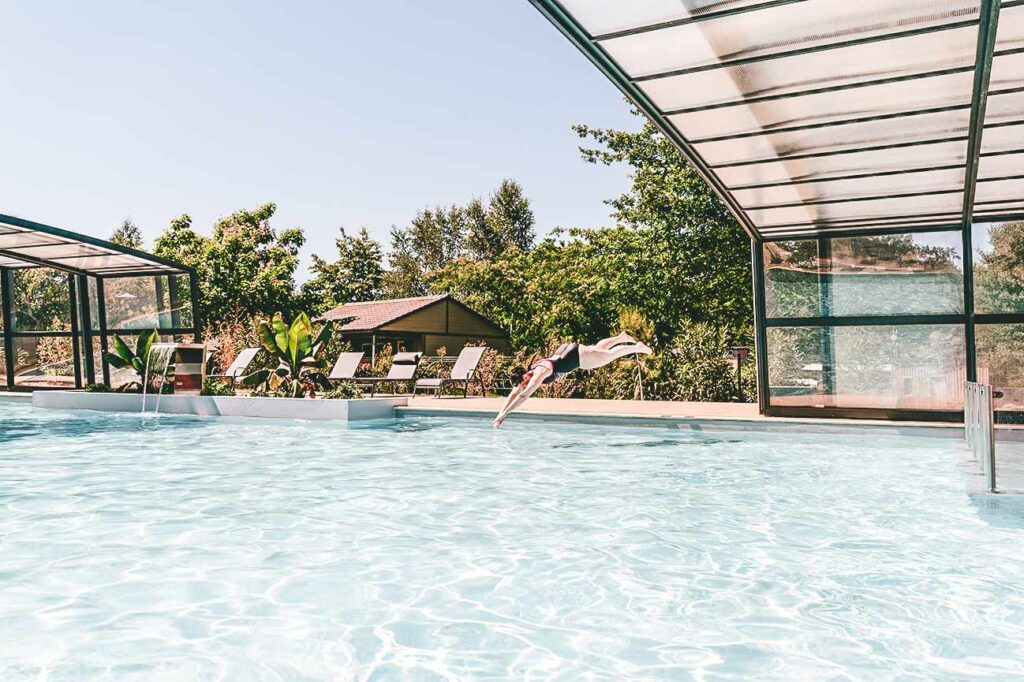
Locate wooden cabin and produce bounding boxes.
[319,295,509,364]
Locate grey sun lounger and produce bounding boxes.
[328,351,365,382]
[355,352,422,396]
[413,346,486,397]
[207,347,260,387]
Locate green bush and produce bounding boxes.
[201,379,236,397]
[83,382,111,393]
[322,381,363,400]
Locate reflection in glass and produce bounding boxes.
[764,232,964,318]
[768,325,966,410]
[973,220,1024,314]
[102,276,172,330]
[976,324,1024,411]
[11,268,71,332]
[12,335,77,388]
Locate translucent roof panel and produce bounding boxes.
[531,0,1024,238]
[0,214,188,276]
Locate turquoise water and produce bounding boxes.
[1,402,1023,680]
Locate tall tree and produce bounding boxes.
[301,226,385,314]
[573,114,752,336]
[109,218,143,249]
[384,225,427,298]
[153,203,304,326]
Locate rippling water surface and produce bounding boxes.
[2,402,1024,680]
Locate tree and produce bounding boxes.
[109,218,143,249]
[573,114,753,337]
[384,225,426,298]
[301,226,385,314]
[466,180,536,260]
[152,203,304,327]
[384,205,466,297]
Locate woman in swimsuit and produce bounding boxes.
[493,332,652,428]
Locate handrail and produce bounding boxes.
[964,381,997,493]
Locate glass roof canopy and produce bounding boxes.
[0,213,189,277]
[530,0,1024,239]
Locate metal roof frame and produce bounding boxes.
[0,213,193,277]
[529,0,1024,240]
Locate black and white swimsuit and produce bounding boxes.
[533,343,580,384]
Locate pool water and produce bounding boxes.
[1,402,1023,680]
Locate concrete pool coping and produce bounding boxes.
[29,391,405,421]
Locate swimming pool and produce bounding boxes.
[1,401,1023,679]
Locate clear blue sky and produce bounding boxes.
[0,1,639,279]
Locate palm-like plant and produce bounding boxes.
[101,329,161,392]
[240,312,334,397]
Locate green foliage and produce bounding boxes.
[465,180,536,260]
[11,269,71,331]
[109,218,143,249]
[300,226,385,314]
[152,203,304,327]
[102,329,157,376]
[83,382,112,393]
[322,382,363,400]
[384,179,537,297]
[239,312,333,397]
[201,379,236,397]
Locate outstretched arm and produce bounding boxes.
[494,366,550,428]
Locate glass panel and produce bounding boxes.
[996,4,1024,49]
[764,232,964,317]
[642,25,978,114]
[976,324,1024,411]
[750,193,964,230]
[4,243,106,260]
[0,231,64,249]
[12,335,77,388]
[767,325,966,410]
[11,268,71,332]
[102,276,173,330]
[171,274,194,329]
[0,340,6,385]
[559,0,773,37]
[599,0,976,77]
[669,71,974,140]
[975,177,1024,203]
[979,151,1024,179]
[979,122,1024,155]
[733,168,966,209]
[973,220,1024,314]
[715,139,968,188]
[695,109,971,166]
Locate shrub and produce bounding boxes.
[201,379,236,397]
[322,381,363,400]
[83,382,111,393]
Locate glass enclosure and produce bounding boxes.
[760,221,1024,417]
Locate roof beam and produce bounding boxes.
[962,0,1001,225]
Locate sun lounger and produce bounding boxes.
[413,346,486,397]
[355,352,421,396]
[329,351,365,382]
[207,347,260,387]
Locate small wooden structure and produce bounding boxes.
[319,295,508,366]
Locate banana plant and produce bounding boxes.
[240,312,334,398]
[101,329,159,392]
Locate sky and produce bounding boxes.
[0,1,640,280]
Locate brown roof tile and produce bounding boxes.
[318,295,446,331]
